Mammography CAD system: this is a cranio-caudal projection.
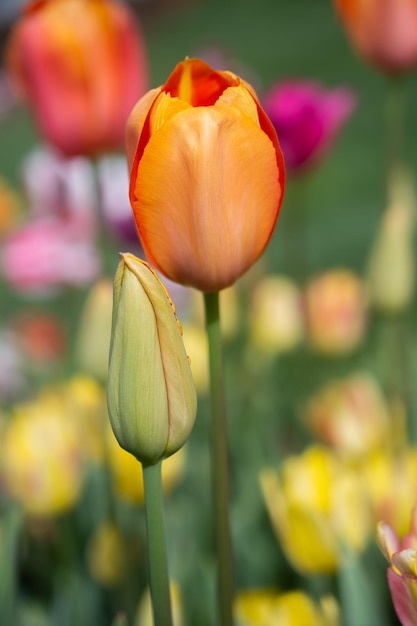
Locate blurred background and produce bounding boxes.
[1,0,417,625]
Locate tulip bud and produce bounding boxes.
[107,253,197,465]
[304,269,368,356]
[367,166,416,313]
[304,372,390,458]
[87,521,126,587]
[76,278,113,381]
[248,275,304,356]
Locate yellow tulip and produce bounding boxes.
[367,165,416,313]
[361,447,417,537]
[234,589,340,626]
[76,279,114,381]
[2,398,83,516]
[87,521,126,588]
[64,375,107,463]
[134,582,184,626]
[260,446,371,574]
[125,57,286,292]
[106,424,186,504]
[248,275,303,356]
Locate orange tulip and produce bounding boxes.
[6,0,148,157]
[126,58,286,292]
[333,0,417,74]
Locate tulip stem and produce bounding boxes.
[142,460,173,626]
[383,76,413,434]
[0,506,23,625]
[204,291,234,626]
[385,75,405,178]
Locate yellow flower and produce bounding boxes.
[361,447,417,537]
[367,165,416,313]
[234,589,340,626]
[181,322,209,394]
[2,397,83,516]
[76,278,113,381]
[87,521,126,587]
[248,275,303,356]
[64,374,107,463]
[134,582,184,626]
[260,446,371,574]
[106,424,186,505]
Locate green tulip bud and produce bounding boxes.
[107,253,197,465]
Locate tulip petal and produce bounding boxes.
[377,521,400,562]
[132,106,282,291]
[393,549,417,578]
[164,57,238,106]
[125,87,161,172]
[215,84,260,125]
[149,92,192,134]
[388,568,417,626]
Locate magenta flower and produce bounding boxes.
[262,80,357,173]
[378,507,417,626]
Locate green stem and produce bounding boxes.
[0,506,23,624]
[385,75,405,178]
[142,461,173,626]
[284,174,311,282]
[203,291,234,626]
[382,76,413,436]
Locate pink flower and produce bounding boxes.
[96,156,139,245]
[333,0,417,75]
[304,268,368,356]
[22,147,96,230]
[262,80,356,173]
[5,0,148,157]
[1,216,101,295]
[378,507,417,626]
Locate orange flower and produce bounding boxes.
[6,0,148,157]
[333,0,417,74]
[126,58,286,292]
